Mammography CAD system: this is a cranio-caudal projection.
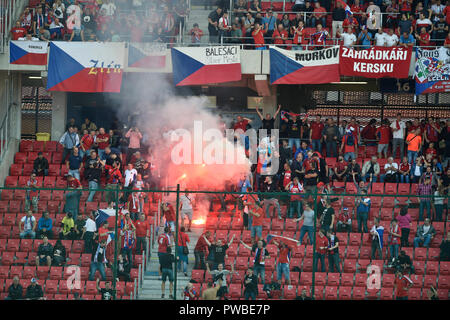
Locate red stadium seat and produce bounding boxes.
[324,286,338,300]
[428,248,440,261]
[1,252,14,265]
[10,266,23,278]
[43,176,56,188]
[283,285,297,299]
[438,276,450,290]
[380,287,394,300]
[15,251,28,265]
[54,294,67,300]
[228,284,242,299]
[14,152,27,164]
[10,164,23,176]
[300,272,312,286]
[33,141,45,153]
[314,272,327,286]
[23,164,34,176]
[20,140,33,152]
[37,266,50,280]
[339,286,352,300]
[409,288,422,300]
[49,267,63,280]
[0,239,6,251]
[27,152,38,164]
[426,261,439,275]
[414,248,427,261]
[3,214,17,226]
[0,266,9,279]
[7,239,20,252]
[284,219,297,232]
[44,280,59,294]
[231,270,245,284]
[352,286,366,300]
[85,281,98,295]
[23,266,36,279]
[354,273,367,287]
[349,233,361,247]
[327,273,340,286]
[346,246,359,259]
[343,259,356,273]
[440,262,450,275]
[0,189,14,201]
[45,141,60,152]
[424,275,437,288]
[414,261,425,275]
[5,176,18,187]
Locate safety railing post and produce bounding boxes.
[134,278,137,299]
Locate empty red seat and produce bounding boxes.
[45,280,59,294]
[0,266,9,279]
[10,266,23,278]
[43,176,56,188]
[382,274,395,287]
[300,272,312,286]
[285,219,297,232]
[352,286,366,300]
[327,273,340,286]
[5,176,18,187]
[1,252,14,265]
[438,276,450,290]
[228,284,242,299]
[20,140,33,152]
[10,164,23,176]
[23,266,36,279]
[85,281,97,295]
[324,286,338,300]
[49,267,63,280]
[14,152,27,164]
[7,239,20,252]
[346,246,359,259]
[23,164,34,176]
[354,273,367,287]
[343,259,356,273]
[3,214,17,226]
[414,248,427,261]
[380,287,394,300]
[440,262,450,275]
[426,261,439,275]
[424,275,437,288]
[339,286,352,300]
[349,233,361,247]
[283,285,297,299]
[27,152,39,164]
[37,266,50,279]
[235,257,248,270]
[45,141,60,152]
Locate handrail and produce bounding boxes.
[0,79,17,164]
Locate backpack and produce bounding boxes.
[346,133,355,146]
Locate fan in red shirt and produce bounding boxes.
[272,239,295,285]
[10,21,27,40]
[249,202,264,241]
[445,5,450,25]
[376,121,392,158]
[161,202,176,233]
[343,13,359,29]
[292,20,305,47]
[282,163,292,188]
[310,24,328,49]
[98,221,111,244]
[157,226,172,276]
[96,127,110,156]
[252,22,266,49]
[415,27,430,46]
[425,143,438,160]
[445,32,450,46]
[394,270,413,300]
[194,231,212,269]
[310,115,324,152]
[315,229,328,272]
[424,119,441,144]
[80,130,96,157]
[233,115,250,133]
[135,214,150,254]
[127,188,141,220]
[272,23,288,46]
[350,0,364,17]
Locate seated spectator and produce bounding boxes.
[49,17,64,40]
[100,0,116,16]
[36,236,53,267]
[340,128,356,162]
[362,156,381,183]
[295,286,313,300]
[33,152,49,177]
[444,32,450,47]
[73,214,86,240]
[36,211,53,239]
[294,141,312,162]
[10,21,27,40]
[336,207,352,233]
[59,212,75,240]
[340,27,357,47]
[394,250,415,273]
[333,156,348,182]
[415,26,431,46]
[382,157,399,183]
[374,27,387,46]
[25,173,39,213]
[385,28,399,46]
[399,31,415,47]
[414,218,436,248]
[89,240,108,281]
[117,253,131,282]
[20,210,36,239]
[398,156,411,183]
[415,12,433,33]
[411,157,424,183]
[347,158,362,183]
[96,23,111,41]
[440,231,450,261]
[25,278,43,300]
[311,1,327,27]
[262,176,281,219]
[190,23,204,43]
[18,33,39,41]
[52,239,66,266]
[5,276,23,300]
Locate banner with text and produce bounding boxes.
[339,46,412,78]
[10,41,48,65]
[415,47,450,95]
[270,46,340,84]
[171,46,241,86]
[47,42,125,92]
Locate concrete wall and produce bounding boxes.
[51,91,67,141]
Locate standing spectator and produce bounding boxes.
[310,24,328,48]
[10,21,27,40]
[203,235,235,270]
[36,211,53,239]
[382,157,399,183]
[370,217,384,260]
[66,147,83,181]
[357,26,373,49]
[85,151,102,202]
[394,269,413,300]
[35,236,53,267]
[243,268,258,300]
[388,218,402,265]
[384,28,399,46]
[424,117,442,151]
[272,23,288,47]
[439,231,450,261]
[19,210,36,239]
[263,9,277,41]
[177,226,190,277]
[179,192,194,232]
[375,28,388,47]
[194,231,212,270]
[96,128,110,160]
[190,23,204,44]
[229,23,243,43]
[25,173,39,213]
[33,152,49,176]
[391,113,406,159]
[80,130,96,160]
[5,276,23,300]
[434,184,445,222]
[319,199,335,233]
[343,13,360,30]
[327,230,341,273]
[304,1,315,27]
[340,27,357,47]
[117,253,131,283]
[252,22,266,49]
[208,7,222,43]
[120,222,136,265]
[396,206,412,247]
[60,126,79,164]
[201,282,221,300]
[65,174,82,221]
[340,128,357,162]
[356,190,371,233]
[157,226,173,277]
[309,115,324,152]
[25,278,43,300]
[295,202,316,244]
[89,240,108,281]
[262,176,282,219]
[161,202,176,233]
[433,14,448,45]
[125,126,142,165]
[362,156,381,183]
[240,239,270,284]
[135,213,149,255]
[376,119,391,159]
[123,163,137,200]
[417,176,433,221]
[218,10,232,43]
[102,160,122,206]
[332,1,346,39]
[415,13,433,33]
[272,239,294,285]
[322,118,340,158]
[406,128,423,165]
[413,218,436,248]
[206,263,234,300]
[285,177,304,218]
[415,27,431,46]
[314,229,328,272]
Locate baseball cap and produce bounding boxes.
[31,278,37,283]
[343,207,349,211]
[317,182,325,189]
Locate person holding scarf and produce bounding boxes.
[120,222,136,266]
[240,239,270,285]
[370,217,384,260]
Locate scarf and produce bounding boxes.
[396,120,400,130]
[254,247,266,265]
[123,230,135,249]
[94,245,107,263]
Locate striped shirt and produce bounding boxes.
[417,183,433,201]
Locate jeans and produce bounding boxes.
[83,231,95,254]
[390,244,399,260]
[194,251,206,270]
[20,229,36,239]
[381,173,398,183]
[89,262,106,281]
[314,253,326,272]
[299,226,314,245]
[357,211,368,233]
[371,239,382,260]
[311,139,321,152]
[98,149,106,160]
[253,265,265,284]
[401,228,410,247]
[65,190,81,221]
[277,263,290,282]
[244,290,256,300]
[311,17,326,27]
[251,225,262,239]
[419,201,431,221]
[399,174,410,183]
[328,253,341,273]
[62,148,73,164]
[288,138,301,151]
[264,198,281,219]
[435,204,443,222]
[87,180,98,202]
[289,200,302,218]
[344,152,355,162]
[326,141,337,158]
[177,246,188,273]
[414,234,432,248]
[24,196,38,212]
[79,149,90,159]
[392,138,404,159]
[364,174,378,183]
[68,169,80,181]
[248,214,253,230]
[136,236,147,255]
[105,183,119,204]
[407,150,418,165]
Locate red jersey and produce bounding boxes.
[399,162,410,173]
[234,119,249,132]
[418,33,430,46]
[105,165,122,185]
[278,245,291,264]
[445,36,450,46]
[96,133,110,150]
[272,29,288,44]
[67,178,81,189]
[316,234,328,255]
[310,121,324,140]
[251,207,264,226]
[98,227,109,243]
[376,125,391,144]
[135,220,149,238]
[425,148,437,159]
[11,27,27,40]
[293,27,304,45]
[27,179,39,198]
[128,193,140,213]
[283,170,292,188]
[194,233,211,253]
[158,233,171,253]
[350,4,363,15]
[445,6,450,25]
[342,134,356,153]
[425,123,440,142]
[81,134,94,150]
[343,17,359,28]
[394,275,413,298]
[289,182,303,201]
[177,232,190,247]
[164,205,176,222]
[252,29,265,47]
[337,210,351,223]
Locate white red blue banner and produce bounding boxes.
[415,47,450,95]
[10,41,48,65]
[128,42,166,69]
[270,46,340,84]
[171,46,242,86]
[47,42,125,92]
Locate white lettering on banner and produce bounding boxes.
[342,47,407,61]
[204,46,239,64]
[354,62,394,73]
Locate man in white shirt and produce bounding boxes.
[382,157,399,183]
[374,28,387,46]
[100,0,117,16]
[18,34,39,41]
[431,0,445,22]
[83,211,97,253]
[179,192,195,232]
[20,211,36,238]
[415,13,433,33]
[341,27,357,47]
[384,28,398,47]
[124,163,138,200]
[390,112,406,159]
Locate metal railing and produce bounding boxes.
[0,78,18,164]
[0,0,27,53]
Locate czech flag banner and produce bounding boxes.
[270,46,340,84]
[337,0,353,15]
[95,208,117,229]
[47,42,125,92]
[128,42,166,69]
[415,47,450,95]
[266,234,299,247]
[171,46,242,86]
[10,41,48,65]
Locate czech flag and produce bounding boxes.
[270,46,340,84]
[46,42,125,92]
[171,46,242,86]
[95,208,116,229]
[266,234,299,247]
[10,41,48,65]
[128,43,166,69]
[337,0,353,15]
